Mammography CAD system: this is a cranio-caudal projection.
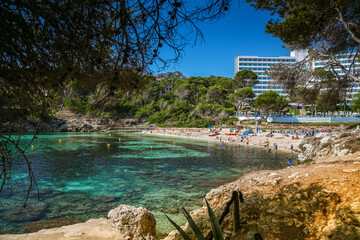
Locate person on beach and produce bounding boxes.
[291,144,293,152]
[288,159,292,167]
[274,143,278,151]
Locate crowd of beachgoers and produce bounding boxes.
[141,126,333,155]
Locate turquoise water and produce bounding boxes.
[0,133,293,234]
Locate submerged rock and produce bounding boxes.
[93,195,119,203]
[5,203,48,223]
[107,204,156,240]
[20,216,82,233]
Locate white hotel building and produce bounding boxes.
[234,51,360,99]
[314,55,360,99]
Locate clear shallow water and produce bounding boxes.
[0,133,293,235]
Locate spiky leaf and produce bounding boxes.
[205,199,224,240]
[245,231,263,240]
[238,191,244,203]
[165,214,191,240]
[182,207,205,240]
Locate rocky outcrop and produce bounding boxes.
[298,128,360,161]
[164,163,360,240]
[108,204,157,240]
[156,71,187,80]
[16,116,150,132]
[0,218,124,240]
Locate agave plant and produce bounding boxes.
[165,199,223,240]
[165,194,263,240]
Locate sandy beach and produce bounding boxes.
[141,127,303,153]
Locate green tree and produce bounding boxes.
[289,87,319,106]
[206,85,229,105]
[234,70,258,88]
[254,91,288,116]
[315,70,349,113]
[209,76,235,91]
[316,91,341,113]
[248,0,360,84]
[228,87,255,113]
[351,93,360,112]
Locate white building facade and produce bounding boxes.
[313,55,360,99]
[234,50,360,98]
[234,51,307,96]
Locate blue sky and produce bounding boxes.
[153,1,289,78]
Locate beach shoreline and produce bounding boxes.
[141,127,302,154]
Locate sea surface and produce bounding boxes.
[0,132,294,235]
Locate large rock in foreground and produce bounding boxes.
[108,204,156,240]
[0,218,124,240]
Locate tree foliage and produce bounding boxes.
[234,69,258,88]
[351,92,360,112]
[248,0,360,52]
[228,87,255,113]
[0,0,232,205]
[248,0,360,99]
[254,91,288,115]
[289,87,319,106]
[316,91,341,113]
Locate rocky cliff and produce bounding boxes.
[164,154,360,240]
[298,127,360,161]
[8,111,150,132]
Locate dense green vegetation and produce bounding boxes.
[60,71,360,127]
[63,75,242,127]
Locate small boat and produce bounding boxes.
[209,131,220,136]
[225,133,237,136]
